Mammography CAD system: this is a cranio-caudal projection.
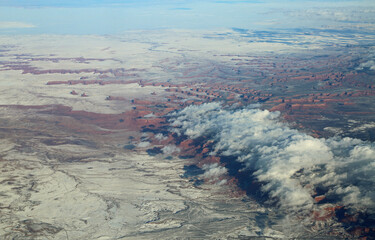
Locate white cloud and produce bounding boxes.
[137,141,151,148]
[155,133,168,141]
[202,163,227,180]
[144,113,156,118]
[161,145,180,155]
[356,60,375,71]
[170,102,375,214]
[285,8,375,24]
[0,21,36,29]
[350,122,375,132]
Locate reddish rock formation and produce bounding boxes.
[313,206,343,221]
[314,195,326,203]
[131,99,154,105]
[179,139,194,148]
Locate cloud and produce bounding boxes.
[254,20,278,26]
[350,122,375,132]
[284,8,375,24]
[202,163,227,180]
[161,145,180,154]
[355,51,375,72]
[170,103,375,214]
[137,141,151,148]
[155,133,168,141]
[144,113,156,118]
[356,60,375,71]
[0,22,36,29]
[324,126,343,135]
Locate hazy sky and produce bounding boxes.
[0,0,374,34]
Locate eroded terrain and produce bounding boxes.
[1,29,375,239]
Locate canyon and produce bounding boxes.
[0,29,374,239]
